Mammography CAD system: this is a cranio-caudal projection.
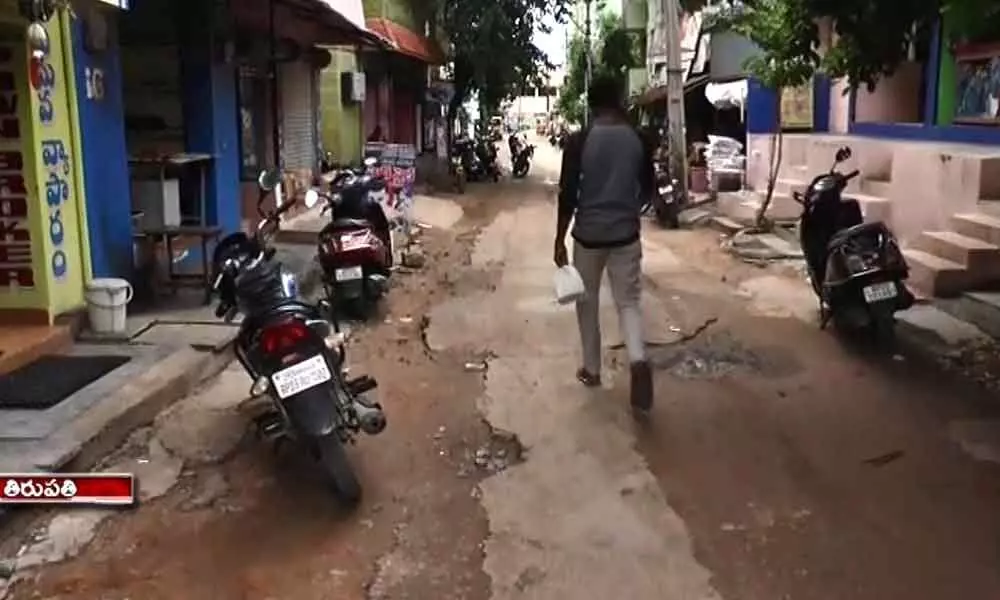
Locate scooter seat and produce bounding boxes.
[330,218,372,229]
[827,221,888,251]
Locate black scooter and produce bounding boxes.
[211,169,387,506]
[794,146,913,344]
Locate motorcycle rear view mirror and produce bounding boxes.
[303,189,320,209]
[835,147,852,163]
[257,169,281,191]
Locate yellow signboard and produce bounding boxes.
[0,13,88,319]
[28,13,86,315]
[780,81,814,129]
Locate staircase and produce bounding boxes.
[903,211,1000,297]
[721,164,893,224]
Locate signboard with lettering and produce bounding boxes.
[0,43,37,295]
[27,16,85,314]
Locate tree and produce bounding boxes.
[437,0,572,133]
[557,11,642,124]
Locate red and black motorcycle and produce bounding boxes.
[310,157,394,319]
[211,169,387,506]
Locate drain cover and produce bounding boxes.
[0,355,130,410]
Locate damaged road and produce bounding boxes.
[6,160,1000,599]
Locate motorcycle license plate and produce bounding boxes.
[271,354,332,399]
[335,266,363,281]
[862,281,898,303]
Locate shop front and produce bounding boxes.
[0,1,91,326]
[231,0,383,229]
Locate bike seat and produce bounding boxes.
[330,218,371,229]
[827,221,888,251]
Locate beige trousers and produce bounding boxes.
[573,240,645,375]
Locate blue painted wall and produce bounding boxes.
[71,13,133,279]
[177,0,241,238]
[746,77,831,133]
[746,78,778,133]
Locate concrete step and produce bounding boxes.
[911,231,1000,276]
[861,178,891,197]
[722,191,801,222]
[902,248,969,298]
[937,291,1000,339]
[774,178,808,195]
[787,164,809,178]
[853,194,891,223]
[952,212,1000,246]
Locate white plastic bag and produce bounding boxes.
[553,265,585,305]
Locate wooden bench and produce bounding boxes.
[137,225,222,304]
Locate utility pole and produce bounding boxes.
[583,0,592,125]
[661,0,687,199]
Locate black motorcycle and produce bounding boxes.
[211,169,387,506]
[510,137,534,179]
[642,159,681,228]
[453,137,500,183]
[794,146,914,344]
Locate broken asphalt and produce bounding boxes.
[5,143,1000,599]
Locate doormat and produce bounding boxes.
[0,355,131,410]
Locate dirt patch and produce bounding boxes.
[3,190,513,600]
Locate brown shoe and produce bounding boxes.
[630,361,653,413]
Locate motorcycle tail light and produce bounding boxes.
[260,319,310,355]
[845,254,867,274]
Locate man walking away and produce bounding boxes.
[553,74,655,414]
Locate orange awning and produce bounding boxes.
[366,17,445,64]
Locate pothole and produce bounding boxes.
[649,331,801,379]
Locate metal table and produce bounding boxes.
[128,153,214,225]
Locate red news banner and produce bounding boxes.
[0,474,136,505]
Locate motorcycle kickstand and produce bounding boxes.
[819,304,832,329]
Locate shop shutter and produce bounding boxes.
[279,60,317,172]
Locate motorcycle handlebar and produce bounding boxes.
[844,169,860,182]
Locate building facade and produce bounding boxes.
[741,15,1000,297]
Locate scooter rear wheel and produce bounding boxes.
[316,433,362,507]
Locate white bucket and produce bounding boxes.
[85,278,134,335]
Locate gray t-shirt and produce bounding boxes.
[558,121,653,248]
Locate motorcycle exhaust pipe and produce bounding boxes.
[353,400,386,434]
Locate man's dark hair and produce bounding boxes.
[587,74,623,112]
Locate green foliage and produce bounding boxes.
[942,0,1000,44]
[710,0,944,91]
[556,11,642,123]
[436,0,571,116]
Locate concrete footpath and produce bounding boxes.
[0,243,320,488]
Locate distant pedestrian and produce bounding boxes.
[553,73,654,414]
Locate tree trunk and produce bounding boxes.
[754,92,783,229]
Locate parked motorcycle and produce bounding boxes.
[453,137,500,183]
[475,137,502,181]
[315,157,393,319]
[643,159,681,228]
[794,146,914,344]
[509,136,534,179]
[450,151,466,193]
[210,169,386,506]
